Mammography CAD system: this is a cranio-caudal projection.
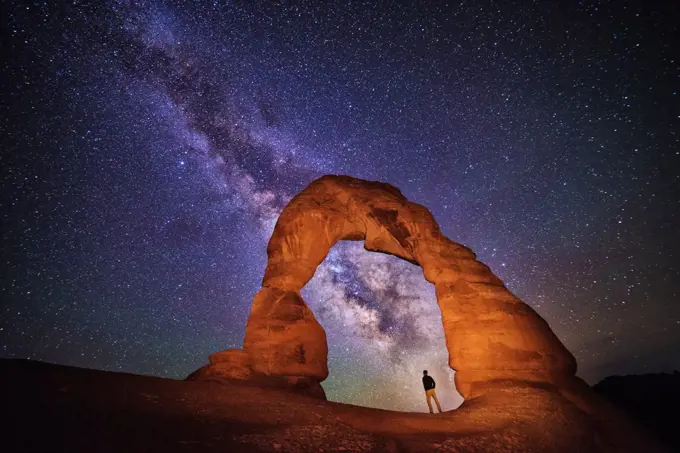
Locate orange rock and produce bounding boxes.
[189,175,577,399]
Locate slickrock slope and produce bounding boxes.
[2,360,666,453]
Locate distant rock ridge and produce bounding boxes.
[188,175,576,398]
[593,371,680,451]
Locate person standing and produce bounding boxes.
[422,370,442,414]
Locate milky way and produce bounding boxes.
[1,1,679,412]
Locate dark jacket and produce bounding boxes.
[422,375,436,391]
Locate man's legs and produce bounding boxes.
[425,390,434,413]
[431,390,443,413]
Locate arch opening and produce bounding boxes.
[189,175,577,404]
[301,240,464,412]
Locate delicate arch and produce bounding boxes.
[189,175,576,399]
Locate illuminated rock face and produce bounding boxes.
[189,175,577,398]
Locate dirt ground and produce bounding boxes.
[2,360,667,453]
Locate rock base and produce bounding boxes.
[187,348,326,400]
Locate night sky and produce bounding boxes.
[1,1,679,413]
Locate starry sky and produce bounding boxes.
[1,0,679,413]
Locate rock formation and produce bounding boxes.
[189,175,577,399]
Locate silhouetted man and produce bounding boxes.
[422,370,442,414]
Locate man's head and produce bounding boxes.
[423,370,428,375]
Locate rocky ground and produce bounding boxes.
[2,359,668,453]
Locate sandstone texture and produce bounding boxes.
[191,175,576,398]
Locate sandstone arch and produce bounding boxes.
[189,175,576,399]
